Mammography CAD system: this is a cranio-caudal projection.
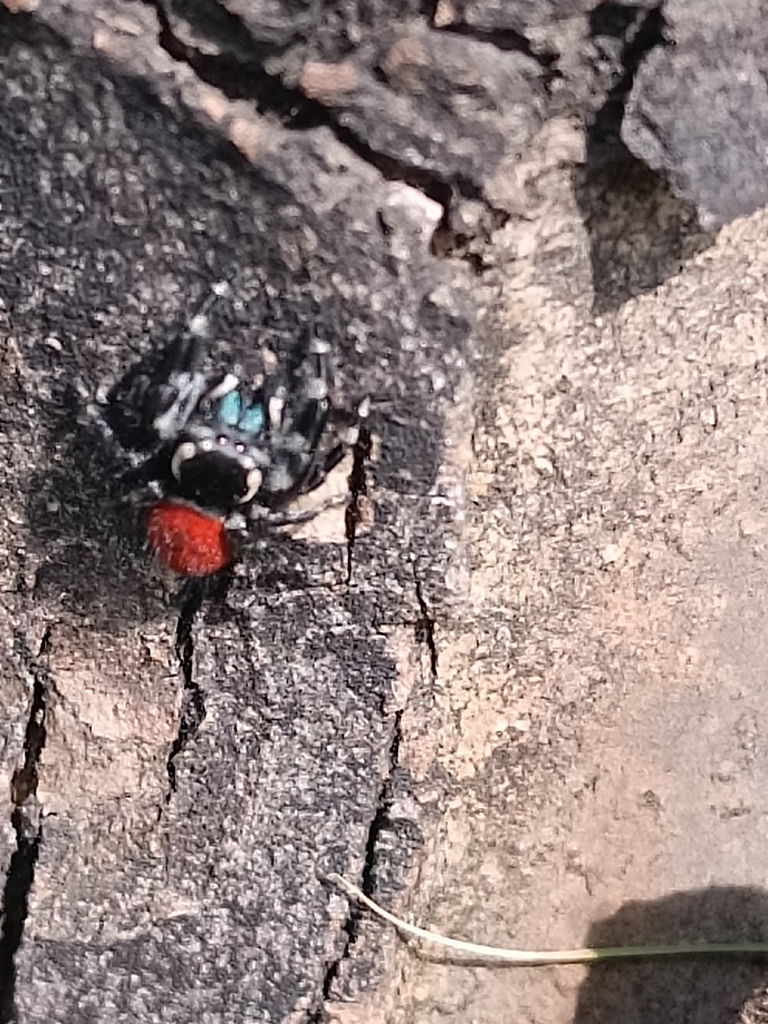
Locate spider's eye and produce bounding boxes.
[170,441,198,481]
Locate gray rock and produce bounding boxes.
[623,0,768,229]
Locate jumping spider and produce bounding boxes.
[86,285,368,575]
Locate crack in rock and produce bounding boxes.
[314,570,435,1014]
[413,567,439,681]
[151,0,502,261]
[166,581,206,793]
[433,19,561,86]
[0,629,50,1024]
[314,707,404,1019]
[588,2,667,155]
[344,421,373,583]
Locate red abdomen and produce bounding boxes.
[146,500,232,576]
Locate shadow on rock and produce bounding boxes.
[573,886,768,1024]
[24,380,164,625]
[572,154,714,314]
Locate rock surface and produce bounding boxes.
[2,1,768,1023]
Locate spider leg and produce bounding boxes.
[236,492,349,529]
[299,443,346,494]
[257,340,333,499]
[295,398,369,495]
[149,366,208,441]
[327,403,366,445]
[147,282,232,427]
[281,338,333,450]
[102,281,231,449]
[76,378,146,470]
[73,379,167,501]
